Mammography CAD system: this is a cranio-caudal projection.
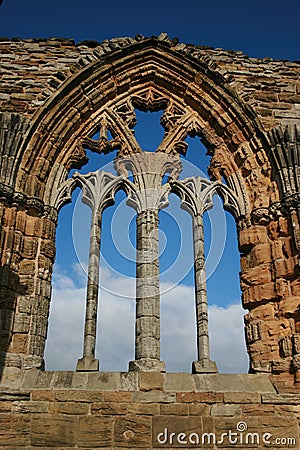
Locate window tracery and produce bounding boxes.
[53,88,247,372]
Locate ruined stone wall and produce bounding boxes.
[1,35,300,376]
[0,35,300,374]
[1,34,300,129]
[0,34,300,449]
[0,204,56,371]
[1,371,299,449]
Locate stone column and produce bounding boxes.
[192,212,218,373]
[129,209,165,371]
[76,210,101,371]
[115,152,182,371]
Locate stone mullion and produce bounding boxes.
[76,211,101,371]
[136,210,160,360]
[192,212,218,374]
[129,209,166,372]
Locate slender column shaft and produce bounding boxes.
[192,212,218,373]
[193,213,210,360]
[76,211,101,371]
[129,209,165,371]
[136,210,160,360]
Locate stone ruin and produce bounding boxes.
[0,34,299,448]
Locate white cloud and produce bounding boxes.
[44,266,135,371]
[160,283,248,373]
[209,304,248,373]
[45,268,248,373]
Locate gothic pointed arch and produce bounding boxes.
[0,36,299,382]
[5,39,272,212]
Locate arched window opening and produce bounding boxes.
[44,187,89,370]
[46,89,250,374]
[173,135,248,373]
[160,193,197,371]
[203,196,248,373]
[45,143,121,371]
[98,189,135,371]
[4,38,295,382]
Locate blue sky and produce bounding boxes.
[49,112,244,372]
[1,0,299,60]
[1,0,298,372]
[56,111,241,306]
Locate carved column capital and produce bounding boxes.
[115,151,182,182]
[115,152,182,213]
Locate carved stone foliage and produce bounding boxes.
[115,152,182,213]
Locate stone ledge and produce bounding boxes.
[0,369,277,393]
[192,373,276,393]
[0,382,298,449]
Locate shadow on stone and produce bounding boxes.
[0,264,20,383]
